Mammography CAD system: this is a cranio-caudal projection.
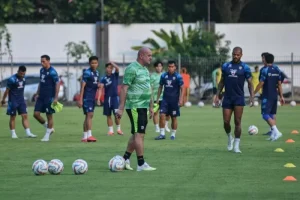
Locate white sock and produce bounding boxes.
[87,130,92,137]
[171,130,176,137]
[43,122,48,128]
[25,128,31,135]
[108,126,113,132]
[234,138,240,148]
[11,129,16,135]
[83,132,87,139]
[155,124,159,129]
[160,128,165,136]
[165,121,169,127]
[117,125,121,131]
[227,133,233,140]
[272,125,279,133]
[44,128,52,138]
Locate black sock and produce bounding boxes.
[137,155,145,166]
[123,151,132,160]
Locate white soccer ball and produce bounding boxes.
[72,159,88,175]
[253,101,259,107]
[248,125,259,135]
[184,102,192,107]
[48,159,64,175]
[32,159,48,175]
[290,101,296,107]
[198,101,205,107]
[277,101,281,106]
[109,155,125,172]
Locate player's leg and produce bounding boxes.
[7,102,18,138]
[183,88,187,104]
[153,108,160,133]
[40,113,54,142]
[233,106,244,153]
[107,115,114,135]
[86,112,96,142]
[170,103,180,140]
[212,87,217,107]
[122,109,137,170]
[103,98,113,135]
[9,115,18,139]
[222,97,234,151]
[33,98,48,128]
[155,100,167,140]
[82,113,88,142]
[263,100,282,141]
[18,101,36,138]
[112,97,123,135]
[134,108,156,171]
[165,114,171,132]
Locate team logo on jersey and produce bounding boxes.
[229,69,237,78]
[173,77,176,80]
[41,74,45,83]
[239,66,242,70]
[228,64,232,68]
[18,81,24,88]
[166,80,173,88]
[47,72,49,75]
[93,77,98,84]
[165,75,168,79]
[268,73,271,76]
[105,77,112,86]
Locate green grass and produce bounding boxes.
[0,105,299,200]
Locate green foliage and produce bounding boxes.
[64,41,93,63]
[0,0,35,23]
[271,0,300,19]
[0,25,12,56]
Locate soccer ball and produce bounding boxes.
[290,101,296,107]
[109,155,125,172]
[253,101,259,107]
[32,159,48,175]
[248,125,259,135]
[198,101,205,107]
[48,159,64,175]
[277,101,281,106]
[184,102,192,107]
[72,159,88,175]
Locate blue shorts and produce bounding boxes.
[103,96,119,116]
[222,96,245,109]
[160,100,180,117]
[261,98,277,115]
[83,99,95,115]
[7,101,27,116]
[34,97,55,114]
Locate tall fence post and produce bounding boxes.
[10,53,13,76]
[291,52,294,100]
[178,53,181,73]
[67,54,70,101]
[122,54,125,68]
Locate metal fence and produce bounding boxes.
[1,53,300,102]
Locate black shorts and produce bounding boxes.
[213,87,217,95]
[126,108,148,134]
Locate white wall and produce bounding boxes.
[2,23,300,64]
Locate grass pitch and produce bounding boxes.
[0,105,299,200]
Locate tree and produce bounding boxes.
[0,0,35,23]
[131,19,231,87]
[271,0,300,20]
[215,0,254,22]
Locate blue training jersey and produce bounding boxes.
[259,65,284,84]
[7,74,25,102]
[222,61,252,97]
[82,68,100,100]
[160,72,184,102]
[260,66,282,100]
[100,72,119,98]
[39,66,59,98]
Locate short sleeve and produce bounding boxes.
[82,70,90,83]
[123,66,136,86]
[100,77,105,84]
[6,77,14,89]
[259,68,267,82]
[259,67,264,80]
[244,64,252,79]
[50,70,59,83]
[177,74,184,86]
[159,74,164,86]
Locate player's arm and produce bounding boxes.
[156,75,164,102]
[178,75,184,106]
[78,71,89,107]
[277,71,285,104]
[51,70,60,102]
[1,78,13,105]
[254,68,266,94]
[245,65,254,99]
[97,83,104,103]
[254,81,264,94]
[110,62,120,73]
[216,76,224,98]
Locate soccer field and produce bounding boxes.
[0,105,299,200]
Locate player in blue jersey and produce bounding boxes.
[254,53,284,141]
[154,60,184,140]
[214,47,254,153]
[97,62,123,136]
[77,56,100,142]
[1,66,36,139]
[33,55,60,142]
